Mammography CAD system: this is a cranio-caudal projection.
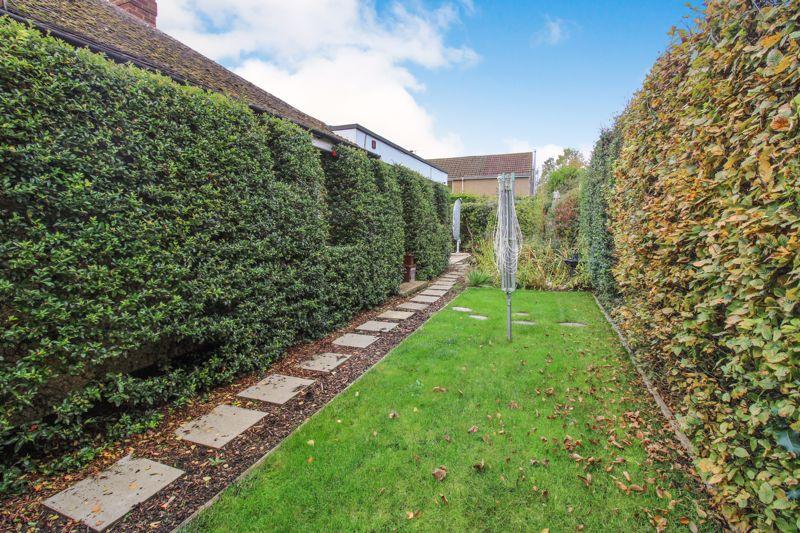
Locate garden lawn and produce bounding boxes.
[186,289,714,532]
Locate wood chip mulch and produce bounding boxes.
[0,267,468,533]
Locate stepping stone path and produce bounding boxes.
[513,312,530,317]
[44,265,468,531]
[175,404,266,449]
[357,320,398,333]
[298,352,351,373]
[238,374,315,405]
[398,302,429,311]
[420,289,447,297]
[333,332,379,348]
[377,310,414,320]
[513,320,535,326]
[44,456,183,531]
[469,314,488,320]
[559,322,587,327]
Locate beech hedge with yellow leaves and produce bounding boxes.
[610,1,800,529]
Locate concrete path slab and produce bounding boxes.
[451,306,472,312]
[356,320,398,333]
[298,352,351,372]
[429,283,454,289]
[176,404,266,449]
[377,310,414,320]
[419,289,447,297]
[513,320,535,326]
[397,302,429,311]
[469,314,488,320]
[333,333,378,348]
[410,295,439,303]
[43,456,183,531]
[559,322,587,327]
[238,374,315,405]
[513,312,530,317]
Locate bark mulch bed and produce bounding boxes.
[1,268,467,533]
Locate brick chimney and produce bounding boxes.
[112,0,157,27]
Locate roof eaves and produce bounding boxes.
[329,123,448,174]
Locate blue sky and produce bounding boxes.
[160,0,695,162]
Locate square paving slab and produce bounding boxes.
[238,374,315,405]
[357,320,398,332]
[44,456,183,531]
[333,332,378,348]
[420,289,447,297]
[298,352,351,372]
[377,310,414,320]
[429,283,454,289]
[410,295,439,303]
[175,404,266,449]
[397,302,429,311]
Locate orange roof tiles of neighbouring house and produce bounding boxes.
[2,0,349,145]
[429,152,533,181]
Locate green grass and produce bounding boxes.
[187,289,714,532]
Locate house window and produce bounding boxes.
[371,139,377,149]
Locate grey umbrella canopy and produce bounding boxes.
[494,173,523,340]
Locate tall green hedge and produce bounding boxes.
[610,2,800,528]
[0,17,448,491]
[578,126,621,304]
[395,166,451,278]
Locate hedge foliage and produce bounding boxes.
[395,166,451,279]
[579,126,621,304]
[610,2,800,528]
[0,17,448,491]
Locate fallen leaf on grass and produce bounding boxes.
[623,471,631,482]
[307,440,315,446]
[388,411,398,419]
[306,457,314,464]
[473,459,485,472]
[432,386,447,393]
[629,484,645,493]
[440,494,449,505]
[406,510,419,520]
[578,473,592,487]
[432,466,447,481]
[443,434,451,443]
[468,425,478,433]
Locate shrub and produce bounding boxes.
[579,126,621,304]
[611,2,800,528]
[548,188,580,249]
[395,166,450,278]
[458,199,495,250]
[0,17,446,492]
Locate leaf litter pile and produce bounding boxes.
[188,290,722,532]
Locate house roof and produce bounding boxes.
[329,124,448,174]
[2,0,346,144]
[429,152,533,180]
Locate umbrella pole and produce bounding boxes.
[506,291,512,341]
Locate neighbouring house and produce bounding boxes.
[1,0,350,152]
[430,152,535,196]
[330,124,448,184]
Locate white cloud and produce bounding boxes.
[532,15,572,46]
[158,0,476,158]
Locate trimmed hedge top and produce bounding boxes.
[0,16,449,492]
